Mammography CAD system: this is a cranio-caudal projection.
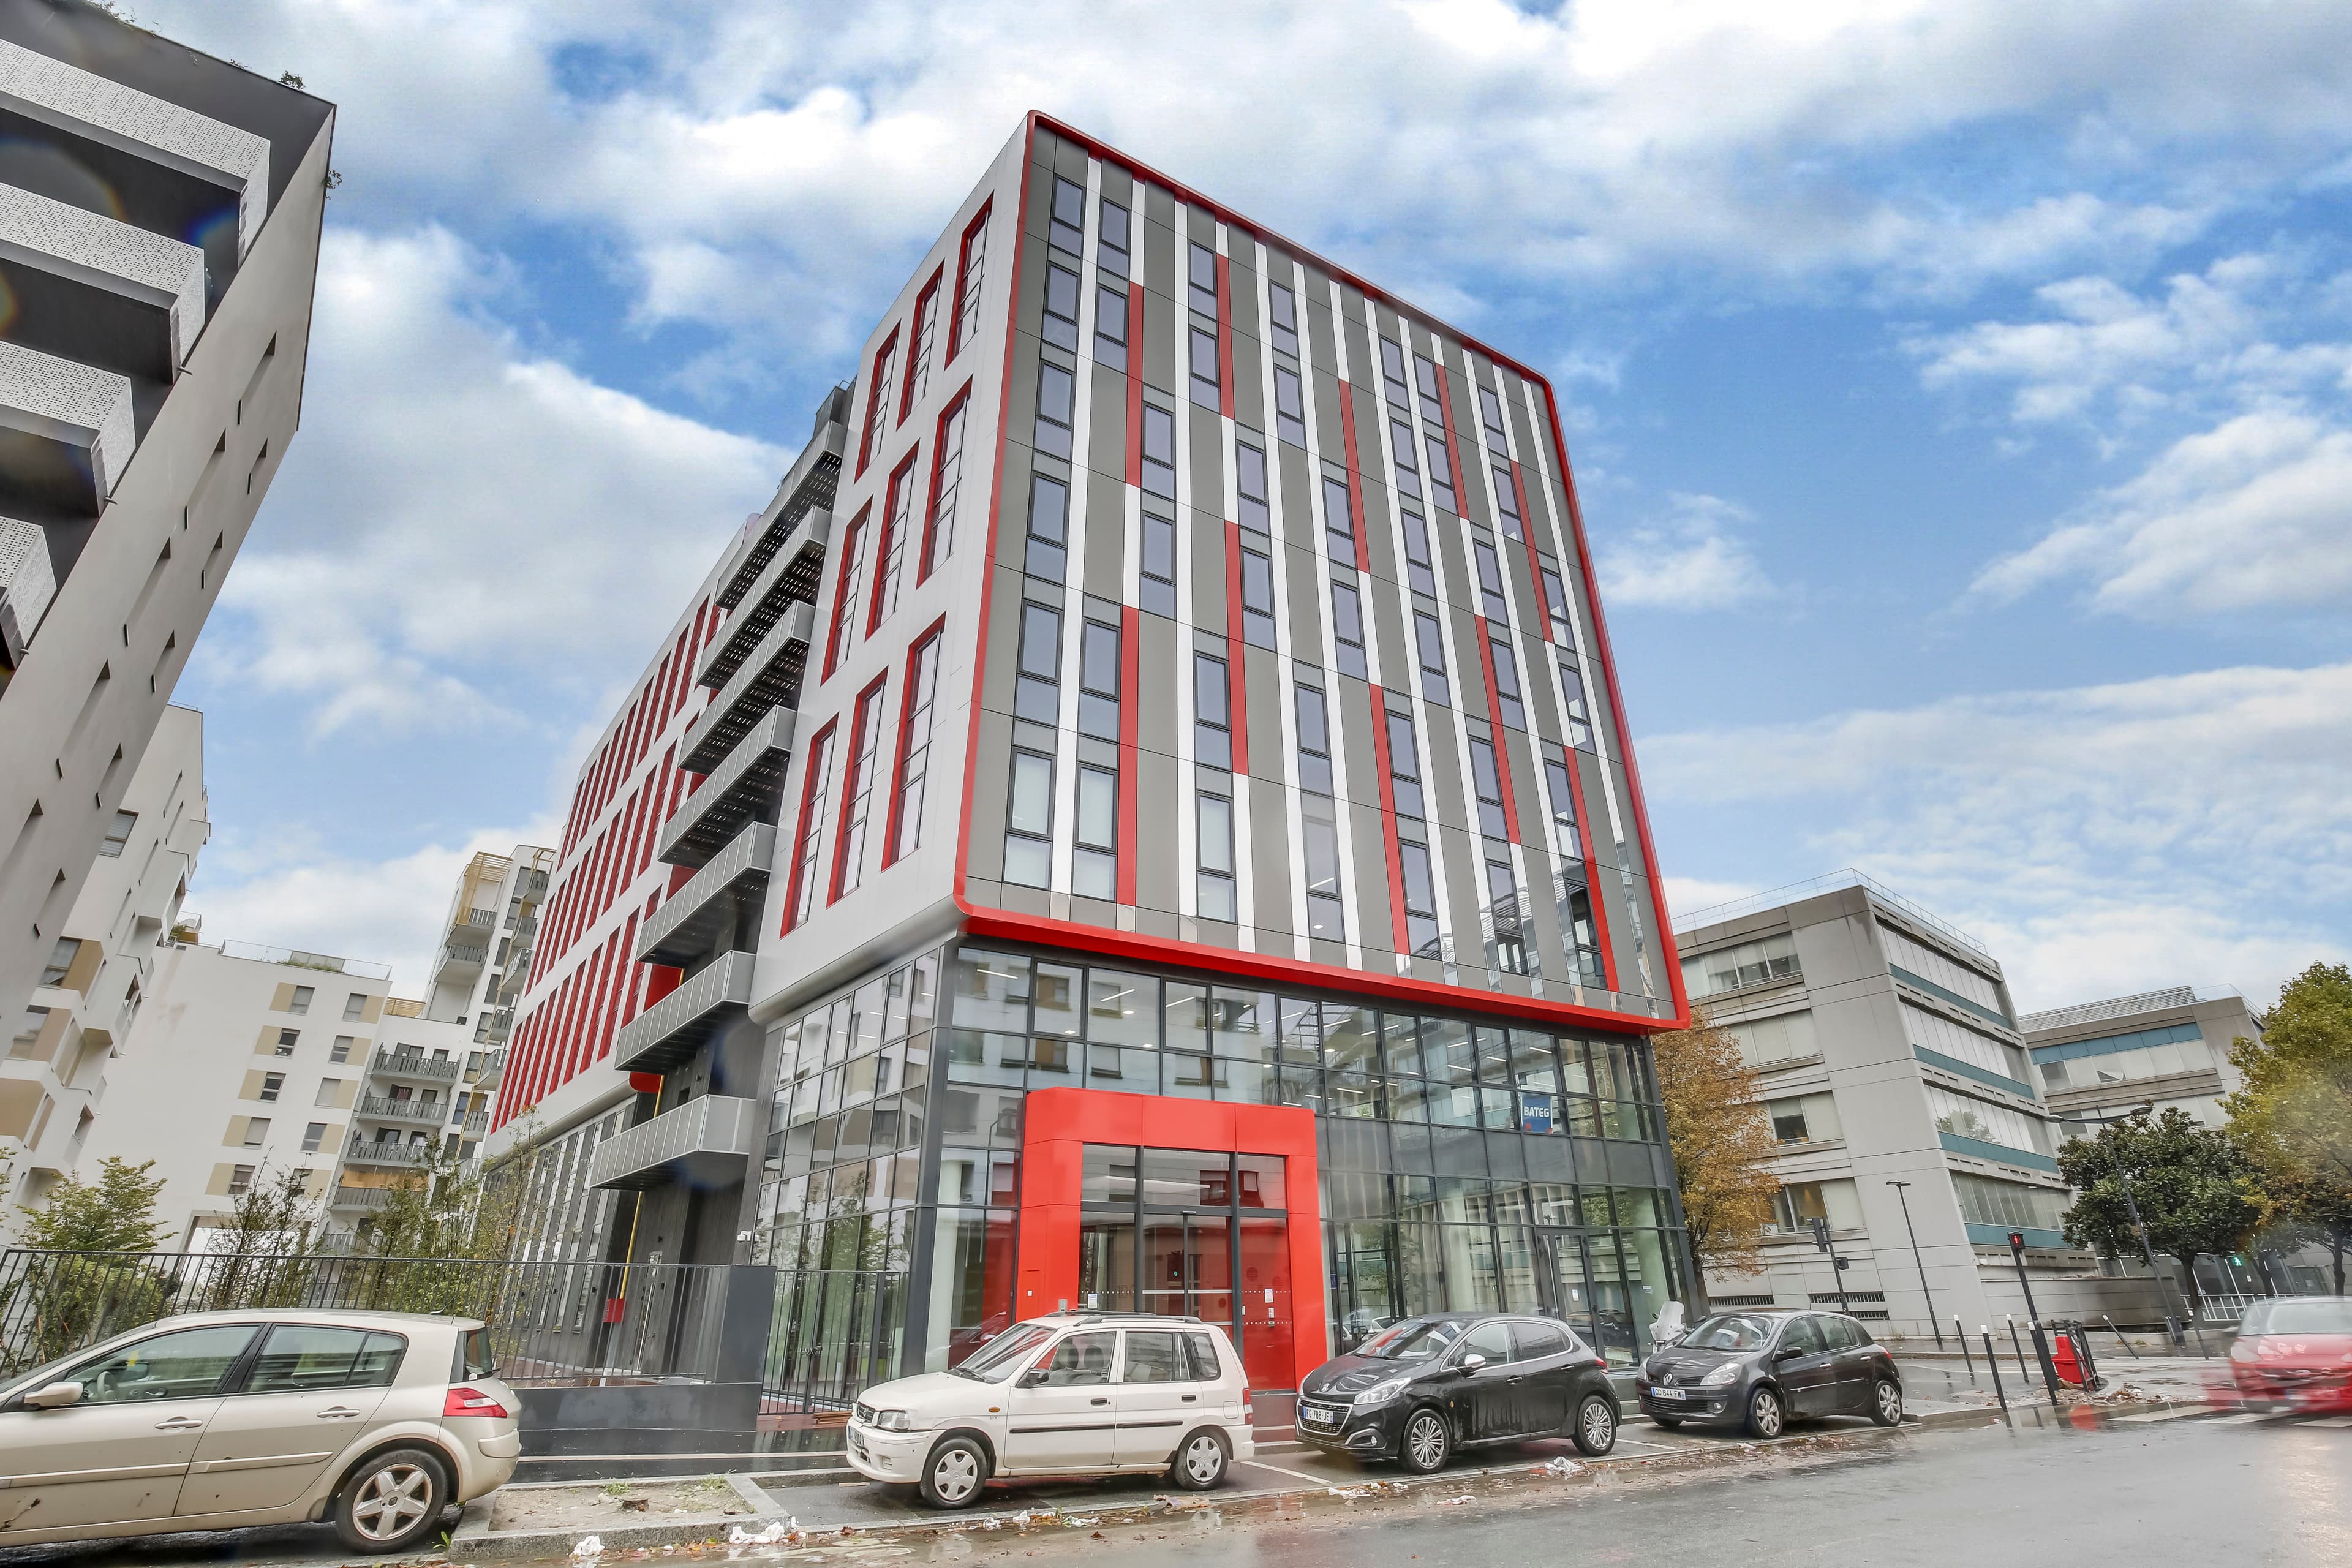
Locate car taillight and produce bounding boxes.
[445,1386,510,1419]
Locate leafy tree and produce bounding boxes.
[2057,1107,2264,1314]
[2225,962,2352,1294]
[185,1164,328,1313]
[1651,1008,1781,1300]
[17,1157,170,1253]
[2,1159,173,1370]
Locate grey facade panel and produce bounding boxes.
[1142,215,1176,301]
[1140,288,1175,388]
[1188,508,1226,635]
[1280,538,1324,657]
[1082,464,1125,601]
[1086,362,1126,483]
[1310,367,1344,459]
[1226,240,1259,341]
[1248,786,1293,941]
[1230,331,1265,431]
[1187,402,1222,507]
[1302,265,1337,369]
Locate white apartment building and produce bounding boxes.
[416,845,552,1139]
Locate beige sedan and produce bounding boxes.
[0,1309,520,1553]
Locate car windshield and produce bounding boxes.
[1680,1314,1777,1350]
[950,1322,1058,1382]
[2241,1298,2352,1336]
[1355,1317,1464,1362]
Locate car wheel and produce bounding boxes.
[1746,1386,1785,1440]
[1169,1429,1229,1491]
[920,1437,990,1510]
[334,1447,449,1553]
[1572,1394,1618,1456]
[1398,1407,1451,1474]
[1870,1379,1903,1427]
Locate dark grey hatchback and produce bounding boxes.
[1295,1313,1620,1472]
[1634,1309,1903,1437]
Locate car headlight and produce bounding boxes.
[870,1409,918,1432]
[1700,1362,1741,1387]
[1354,1375,1414,1411]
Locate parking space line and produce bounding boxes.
[1240,1458,1346,1488]
[2304,1415,2352,1428]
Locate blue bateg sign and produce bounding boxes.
[1521,1093,1556,1134]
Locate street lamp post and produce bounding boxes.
[1885,1180,1943,1350]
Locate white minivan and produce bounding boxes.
[845,1313,1256,1508]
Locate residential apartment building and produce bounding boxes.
[490,114,1692,1413]
[0,3,333,1025]
[330,995,475,1227]
[412,844,549,1144]
[1677,873,2166,1338]
[2,702,205,1210]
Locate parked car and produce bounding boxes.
[0,1309,519,1553]
[844,1312,1254,1509]
[1633,1308,1902,1437]
[1292,1313,1620,1472]
[2230,1295,2352,1413]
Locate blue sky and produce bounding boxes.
[145,0,2352,1012]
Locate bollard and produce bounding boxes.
[1982,1328,2010,1416]
[2027,1321,2062,1406]
[1957,1317,1976,1378]
[2007,1315,2032,1382]
[2103,1314,2141,1360]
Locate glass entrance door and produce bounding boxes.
[1534,1228,1609,1363]
[1141,1213,1232,1325]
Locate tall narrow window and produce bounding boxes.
[1189,326,1220,409]
[832,678,888,900]
[1193,652,1232,770]
[1303,807,1346,941]
[826,507,871,677]
[1188,243,1219,315]
[890,630,942,861]
[950,203,990,360]
[1035,361,1075,459]
[1487,854,1529,975]
[901,273,940,421]
[1078,619,1121,741]
[1321,473,1356,568]
[786,725,839,930]
[1140,512,1177,617]
[1544,755,1582,861]
[1388,415,1421,499]
[1267,281,1300,357]
[1415,353,1443,407]
[1098,198,1131,277]
[1472,537,1510,622]
[1273,367,1306,447]
[872,451,917,630]
[1539,562,1572,644]
[1197,792,1237,921]
[1414,611,1450,706]
[1004,750,1054,888]
[1381,338,1411,409]
[1236,440,1271,533]
[1016,603,1061,725]
[1074,766,1117,899]
[1095,282,1129,371]
[1558,659,1595,748]
[1566,887,1604,986]
[1490,632,1526,729]
[1049,176,1086,255]
[1400,508,1437,595]
[1387,711,1425,818]
[1239,545,1276,650]
[1399,841,1441,957]
[1025,473,1069,581]
[1330,581,1368,679]
[1294,685,1334,795]
[1468,734,1509,839]
[1425,428,1457,512]
[857,330,899,477]
[1141,404,1176,497]
[1042,264,1081,352]
[1490,458,1524,540]
[922,393,969,577]
[1479,383,1511,453]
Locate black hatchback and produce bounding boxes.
[1634,1309,1903,1438]
[1295,1313,1620,1472]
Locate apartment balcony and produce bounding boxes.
[1,517,55,667]
[329,1185,396,1212]
[432,937,488,987]
[466,1050,505,1088]
[447,906,497,942]
[696,510,831,690]
[371,1049,459,1084]
[587,1094,759,1192]
[638,821,775,969]
[342,1137,435,1169]
[357,1095,444,1125]
[715,403,845,610]
[659,707,794,870]
[460,1110,489,1135]
[613,951,756,1076]
[681,599,813,774]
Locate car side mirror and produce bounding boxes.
[1017,1367,1051,1389]
[1458,1352,1488,1373]
[21,1381,82,1410]
[1772,1346,1803,1362]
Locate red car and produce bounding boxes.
[2230,1296,2352,1412]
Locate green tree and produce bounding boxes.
[17,1157,170,1253]
[184,1164,328,1313]
[2057,1107,2264,1315]
[1650,1008,1781,1300]
[2,1159,173,1371]
[2225,962,2352,1294]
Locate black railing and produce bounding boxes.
[764,1267,906,1412]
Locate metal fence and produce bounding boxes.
[764,1268,906,1413]
[0,1250,737,1386]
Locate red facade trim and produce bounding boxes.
[883,618,948,869]
[1334,379,1371,568]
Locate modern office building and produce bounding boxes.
[490,114,1692,1403]
[0,2,334,1027]
[1676,872,2166,1337]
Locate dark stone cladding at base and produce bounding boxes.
[516,1382,762,1456]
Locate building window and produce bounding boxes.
[1472,537,1510,622]
[1098,197,1131,275]
[1388,415,1421,499]
[1414,612,1450,706]
[1400,840,1441,957]
[1140,404,1176,498]
[1479,383,1511,453]
[1078,619,1121,741]
[1035,361,1075,460]
[950,203,990,360]
[1564,886,1604,986]
[891,629,943,863]
[1486,854,1528,975]
[1330,581,1368,679]
[1415,353,1444,407]
[1381,338,1411,409]
[341,992,365,1022]
[1016,603,1062,725]
[1468,734,1509,838]
[1322,474,1356,568]
[873,450,918,628]
[244,1117,270,1147]
[1491,458,1523,540]
[1540,560,1573,644]
[1236,440,1270,533]
[785,725,839,931]
[1095,282,1128,371]
[288,986,314,1016]
[1197,793,1237,921]
[1188,243,1218,315]
[301,1121,327,1154]
[1387,711,1425,818]
[1303,805,1346,941]
[97,810,136,857]
[37,938,77,987]
[923,392,970,578]
[1558,658,1594,748]
[1140,513,1177,617]
[1680,932,1801,998]
[274,1028,300,1057]
[1049,176,1086,255]
[1239,546,1276,650]
[1273,367,1306,447]
[228,1164,255,1196]
[1193,652,1232,770]
[259,1072,284,1102]
[1425,428,1457,512]
[1544,756,1582,861]
[1074,765,1117,900]
[1490,632,1526,729]
[315,1077,341,1107]
[902,271,940,420]
[826,507,870,677]
[858,329,899,477]
[1400,508,1437,595]
[832,678,889,901]
[1004,750,1054,888]
[1189,326,1219,409]
[1267,281,1300,358]
[1294,685,1333,795]
[1042,263,1081,352]
[330,1036,352,1064]
[1025,472,1069,581]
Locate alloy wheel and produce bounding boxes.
[932,1448,980,1504]
[1875,1381,1903,1425]
[351,1464,434,1543]
[1578,1396,1616,1453]
[1406,1411,1448,1471]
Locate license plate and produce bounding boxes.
[1302,1406,1338,1428]
[1652,1387,1686,1401]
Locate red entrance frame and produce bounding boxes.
[1016,1088,1325,1392]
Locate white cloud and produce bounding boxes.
[1597,492,1775,609]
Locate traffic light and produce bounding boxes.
[2008,1231,2026,1253]
[1810,1216,1833,1253]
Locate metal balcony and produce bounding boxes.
[587,1095,759,1191]
[370,1049,459,1083]
[357,1095,445,1125]
[658,707,794,870]
[459,1110,489,1135]
[681,599,812,774]
[432,938,488,986]
[468,1050,505,1087]
[697,511,830,690]
[613,950,756,1075]
[447,906,497,941]
[330,1185,396,1212]
[716,412,844,610]
[638,822,775,968]
[342,1137,435,1169]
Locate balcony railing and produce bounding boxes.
[588,1095,759,1191]
[342,1137,435,1169]
[638,821,775,968]
[358,1095,445,1124]
[459,1110,488,1135]
[716,417,843,609]
[469,1050,505,1087]
[613,951,756,1075]
[697,513,831,689]
[657,706,794,870]
[329,1185,396,1211]
[370,1049,458,1082]
[681,600,813,774]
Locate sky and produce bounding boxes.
[147,0,2352,1015]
